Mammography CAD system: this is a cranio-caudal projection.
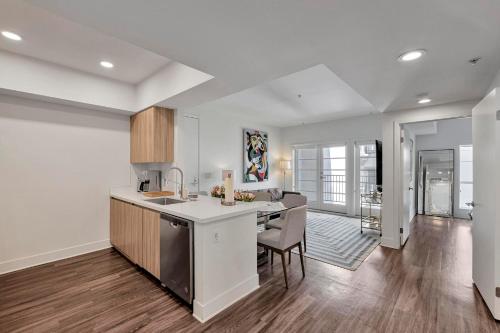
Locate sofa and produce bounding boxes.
[248,188,301,202]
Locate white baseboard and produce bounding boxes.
[0,239,111,275]
[192,274,259,323]
[381,236,400,249]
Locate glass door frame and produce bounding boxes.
[354,140,378,215]
[417,149,455,217]
[319,143,348,213]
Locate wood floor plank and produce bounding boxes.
[1,215,499,332]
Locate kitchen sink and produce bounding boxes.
[145,197,185,205]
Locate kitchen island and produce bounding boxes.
[110,187,266,322]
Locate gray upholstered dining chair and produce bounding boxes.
[266,194,308,254]
[257,205,307,288]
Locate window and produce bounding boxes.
[322,145,346,205]
[459,145,473,209]
[358,143,377,195]
[294,147,318,202]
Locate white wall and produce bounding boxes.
[0,95,130,274]
[136,61,213,110]
[176,108,283,193]
[488,68,500,93]
[0,50,136,112]
[382,100,476,249]
[415,117,472,218]
[0,50,213,114]
[281,114,382,215]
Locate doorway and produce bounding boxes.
[417,149,454,217]
[399,117,472,247]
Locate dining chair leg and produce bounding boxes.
[288,250,291,265]
[298,243,305,278]
[303,228,307,253]
[280,252,288,289]
[270,249,274,265]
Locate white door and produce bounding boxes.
[400,128,413,245]
[182,115,200,193]
[472,88,500,319]
[320,145,347,213]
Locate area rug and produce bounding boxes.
[292,211,380,270]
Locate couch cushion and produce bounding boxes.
[268,188,282,201]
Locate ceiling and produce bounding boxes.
[0,0,170,84]
[3,0,500,123]
[202,64,376,127]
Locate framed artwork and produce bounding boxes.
[243,128,269,182]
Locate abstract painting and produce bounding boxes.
[243,128,269,182]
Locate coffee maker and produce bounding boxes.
[137,170,162,192]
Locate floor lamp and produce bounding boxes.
[279,160,291,190]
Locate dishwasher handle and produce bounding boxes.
[161,213,193,229]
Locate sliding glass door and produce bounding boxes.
[293,144,347,213]
[320,145,347,212]
[294,146,320,209]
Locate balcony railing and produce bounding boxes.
[322,174,346,204]
[360,171,377,195]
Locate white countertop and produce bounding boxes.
[110,186,268,223]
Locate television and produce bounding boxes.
[375,140,382,192]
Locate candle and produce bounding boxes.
[224,174,234,203]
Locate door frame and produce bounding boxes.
[399,126,413,245]
[395,116,471,248]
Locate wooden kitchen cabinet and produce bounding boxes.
[110,198,161,278]
[142,208,161,279]
[110,198,143,265]
[130,106,174,163]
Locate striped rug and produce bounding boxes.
[292,212,380,270]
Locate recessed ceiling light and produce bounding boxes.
[1,31,22,41]
[418,98,432,104]
[100,61,114,68]
[398,49,426,62]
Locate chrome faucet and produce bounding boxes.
[166,167,184,198]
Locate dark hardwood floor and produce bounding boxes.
[1,215,499,332]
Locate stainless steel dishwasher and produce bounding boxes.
[160,213,193,304]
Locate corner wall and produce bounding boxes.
[0,95,130,274]
[176,108,283,193]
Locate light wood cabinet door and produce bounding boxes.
[110,198,126,251]
[130,106,174,163]
[110,198,143,265]
[125,203,143,265]
[142,209,161,278]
